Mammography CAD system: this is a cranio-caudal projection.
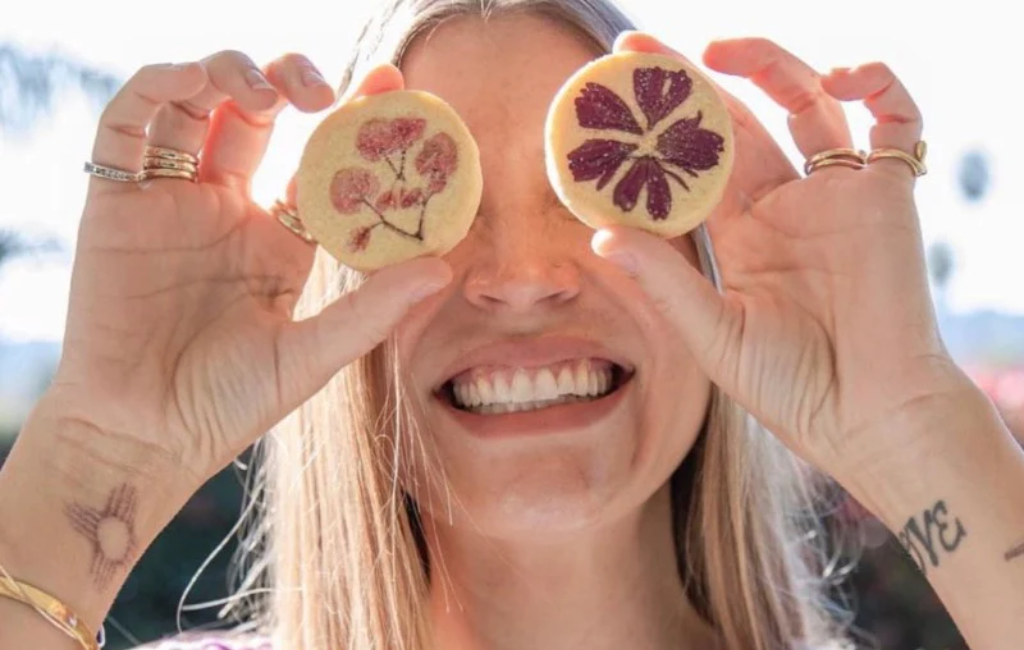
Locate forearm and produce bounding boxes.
[0,393,185,649]
[856,389,1024,650]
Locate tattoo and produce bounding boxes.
[896,499,967,577]
[1005,539,1024,562]
[64,483,140,589]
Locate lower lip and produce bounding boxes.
[437,378,631,438]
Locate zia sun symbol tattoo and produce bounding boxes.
[330,116,459,253]
[566,66,726,220]
[64,483,140,589]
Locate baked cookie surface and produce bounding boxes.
[545,52,734,238]
[298,90,482,271]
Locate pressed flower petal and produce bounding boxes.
[567,139,639,190]
[331,167,380,214]
[349,226,373,252]
[575,83,644,135]
[392,118,427,149]
[634,67,692,130]
[613,156,672,220]
[656,111,726,172]
[375,188,397,212]
[356,119,396,162]
[416,132,458,180]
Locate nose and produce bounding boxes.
[463,225,582,314]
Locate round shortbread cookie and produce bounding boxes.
[545,52,734,238]
[297,90,483,271]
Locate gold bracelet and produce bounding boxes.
[0,560,102,650]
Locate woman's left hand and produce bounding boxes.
[594,34,977,490]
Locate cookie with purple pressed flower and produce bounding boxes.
[297,90,483,271]
[545,52,734,238]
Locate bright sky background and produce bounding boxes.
[1,0,1022,342]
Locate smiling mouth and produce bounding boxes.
[439,358,633,415]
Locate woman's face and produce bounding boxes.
[395,12,711,538]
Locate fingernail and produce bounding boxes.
[598,250,638,277]
[408,282,446,304]
[301,69,327,87]
[828,67,852,76]
[246,69,274,90]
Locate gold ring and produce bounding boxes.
[271,199,317,244]
[865,141,928,177]
[803,147,866,176]
[142,157,198,173]
[139,168,198,183]
[144,145,199,165]
[806,158,865,174]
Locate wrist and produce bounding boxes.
[0,397,190,633]
[849,386,1024,531]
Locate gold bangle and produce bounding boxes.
[0,562,102,650]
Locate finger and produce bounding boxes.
[277,256,452,407]
[703,38,852,159]
[199,54,334,189]
[591,227,740,389]
[202,61,401,190]
[822,62,924,179]
[614,32,797,207]
[89,62,207,194]
[146,51,279,159]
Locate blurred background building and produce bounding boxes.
[2,1,1021,648]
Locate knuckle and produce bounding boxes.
[278,52,315,70]
[864,60,895,78]
[205,49,255,67]
[750,36,780,52]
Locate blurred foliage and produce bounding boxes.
[957,150,991,203]
[0,43,120,137]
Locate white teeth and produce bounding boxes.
[557,366,574,394]
[511,370,532,402]
[535,369,559,400]
[575,363,589,393]
[449,359,619,412]
[494,374,511,402]
[477,377,494,404]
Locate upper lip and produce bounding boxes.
[433,335,636,392]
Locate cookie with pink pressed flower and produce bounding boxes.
[545,52,734,238]
[297,90,483,271]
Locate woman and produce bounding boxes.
[0,0,1022,649]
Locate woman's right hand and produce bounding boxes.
[45,52,451,493]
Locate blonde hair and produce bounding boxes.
[182,2,862,649]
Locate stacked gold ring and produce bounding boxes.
[866,141,928,177]
[140,145,199,182]
[804,141,928,178]
[270,199,318,244]
[803,148,867,175]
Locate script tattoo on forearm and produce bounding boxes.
[63,482,140,589]
[1005,539,1024,562]
[896,499,967,577]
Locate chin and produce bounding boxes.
[403,387,658,540]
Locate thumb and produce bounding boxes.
[591,227,740,387]
[277,256,452,403]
